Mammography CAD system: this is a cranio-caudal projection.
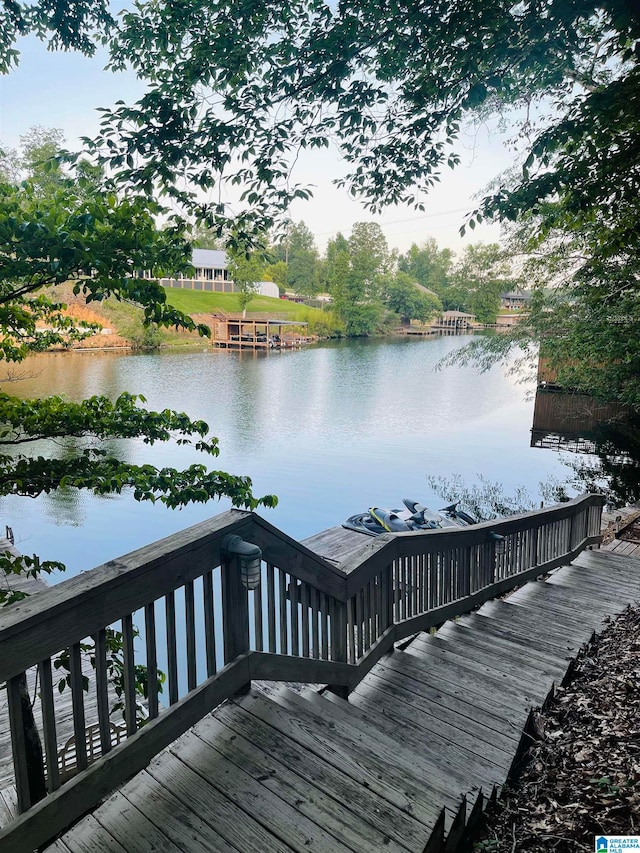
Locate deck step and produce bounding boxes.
[44,548,640,853]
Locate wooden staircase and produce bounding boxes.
[45,547,640,853]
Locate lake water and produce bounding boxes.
[1,336,572,581]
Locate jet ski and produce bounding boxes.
[402,499,477,527]
[342,509,407,537]
[343,499,477,537]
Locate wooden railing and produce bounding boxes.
[0,493,604,852]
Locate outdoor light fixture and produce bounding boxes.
[221,534,263,590]
[490,531,506,556]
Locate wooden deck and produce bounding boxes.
[0,540,124,829]
[45,545,640,853]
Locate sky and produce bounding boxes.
[0,32,518,256]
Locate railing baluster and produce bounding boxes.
[346,595,356,663]
[321,593,329,660]
[253,579,264,652]
[69,642,88,771]
[411,556,417,616]
[93,628,112,754]
[393,559,400,622]
[311,588,320,659]
[382,563,393,632]
[122,614,137,737]
[290,575,299,656]
[185,581,197,692]
[418,555,426,614]
[38,658,59,792]
[203,570,217,677]
[355,586,363,660]
[165,591,179,705]
[301,582,310,658]
[144,604,159,720]
[267,563,277,653]
[428,553,436,609]
[401,557,408,620]
[363,582,371,653]
[329,598,347,664]
[278,569,288,655]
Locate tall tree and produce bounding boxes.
[285,221,319,296]
[449,243,512,324]
[398,239,453,296]
[226,248,265,317]
[325,223,389,335]
[383,272,442,324]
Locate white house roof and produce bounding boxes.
[192,248,228,268]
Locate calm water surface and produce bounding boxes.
[1,336,571,580]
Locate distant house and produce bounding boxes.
[500,290,532,310]
[139,248,279,298]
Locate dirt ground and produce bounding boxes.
[473,603,640,852]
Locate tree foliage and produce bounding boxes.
[226,245,266,316]
[86,1,637,230]
[449,243,512,324]
[383,272,442,324]
[0,133,276,523]
[281,221,319,296]
[398,239,453,295]
[78,0,639,400]
[0,1,113,73]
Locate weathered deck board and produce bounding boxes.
[173,728,356,853]
[47,546,640,853]
[233,688,446,827]
[192,711,409,853]
[351,670,519,755]
[258,684,474,810]
[120,770,238,853]
[146,750,294,853]
[87,791,184,853]
[212,701,426,852]
[301,525,368,564]
[311,687,507,793]
[56,814,127,853]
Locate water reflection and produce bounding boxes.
[1,338,573,579]
[530,387,638,507]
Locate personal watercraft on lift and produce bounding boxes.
[343,499,478,537]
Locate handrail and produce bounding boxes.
[0,492,604,852]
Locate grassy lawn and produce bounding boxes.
[164,288,312,319]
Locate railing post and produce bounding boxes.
[7,672,47,812]
[221,554,251,693]
[328,598,349,699]
[382,562,394,632]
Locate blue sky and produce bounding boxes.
[0,32,514,254]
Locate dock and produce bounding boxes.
[1,495,639,852]
[211,317,310,350]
